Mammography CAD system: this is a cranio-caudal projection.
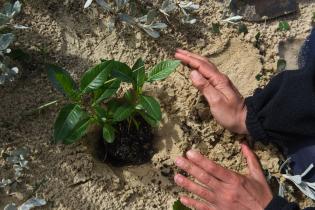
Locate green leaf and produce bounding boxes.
[107,100,120,115]
[53,104,89,144]
[140,111,159,127]
[111,61,134,83]
[80,61,112,94]
[47,64,78,99]
[139,95,161,121]
[64,117,91,145]
[113,104,134,122]
[278,21,290,31]
[95,105,108,123]
[103,124,115,143]
[124,90,134,103]
[94,79,121,104]
[147,60,180,82]
[255,74,262,81]
[173,200,191,210]
[0,33,14,51]
[132,58,145,89]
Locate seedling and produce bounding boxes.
[254,31,261,48]
[278,21,290,31]
[0,1,23,85]
[84,0,199,38]
[255,74,262,81]
[47,58,180,144]
[160,0,200,24]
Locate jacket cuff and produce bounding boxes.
[245,97,269,143]
[265,196,297,210]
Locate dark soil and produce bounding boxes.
[96,116,155,166]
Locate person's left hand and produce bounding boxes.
[174,144,273,210]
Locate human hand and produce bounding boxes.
[174,144,273,210]
[175,49,248,134]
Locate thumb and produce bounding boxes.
[190,70,224,106]
[241,143,265,179]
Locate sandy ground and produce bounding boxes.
[1,0,315,209]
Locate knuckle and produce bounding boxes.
[199,205,210,210]
[210,95,223,105]
[205,162,216,172]
[225,191,238,202]
[233,176,245,187]
[198,189,210,199]
[215,74,230,86]
[200,61,210,69]
[185,163,193,172]
[199,171,209,181]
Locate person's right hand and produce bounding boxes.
[175,49,248,134]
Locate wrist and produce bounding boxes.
[237,104,249,134]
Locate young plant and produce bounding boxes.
[84,0,199,38]
[278,21,290,31]
[159,0,200,24]
[0,1,23,85]
[47,58,180,144]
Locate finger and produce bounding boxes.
[186,150,236,183]
[175,157,220,189]
[190,71,226,105]
[176,49,209,63]
[174,174,216,204]
[180,196,215,210]
[174,52,220,80]
[241,144,264,178]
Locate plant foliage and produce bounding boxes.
[173,200,191,210]
[278,21,290,31]
[84,0,199,38]
[47,58,180,144]
[0,1,27,85]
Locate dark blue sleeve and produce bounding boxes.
[245,28,315,151]
[266,196,315,210]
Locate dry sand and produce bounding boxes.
[1,0,315,209]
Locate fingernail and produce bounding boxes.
[186,150,199,158]
[174,174,183,184]
[175,157,185,167]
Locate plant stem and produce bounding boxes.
[37,100,59,110]
[23,100,59,116]
[104,78,117,85]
